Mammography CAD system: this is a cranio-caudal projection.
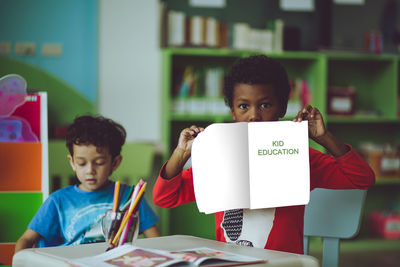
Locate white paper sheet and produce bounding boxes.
[192,121,310,214]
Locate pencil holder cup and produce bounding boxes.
[101,209,139,245]
[101,209,124,241]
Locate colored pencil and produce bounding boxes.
[120,185,135,210]
[120,183,139,211]
[107,181,122,242]
[112,181,121,212]
[119,210,135,246]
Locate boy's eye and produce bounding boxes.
[238,104,248,109]
[95,161,106,165]
[77,162,86,167]
[260,103,272,108]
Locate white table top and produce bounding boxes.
[13,235,319,267]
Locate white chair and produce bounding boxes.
[303,189,367,267]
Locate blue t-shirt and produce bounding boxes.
[28,181,159,247]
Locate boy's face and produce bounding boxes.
[68,144,121,192]
[230,83,284,122]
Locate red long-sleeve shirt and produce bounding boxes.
[153,147,375,254]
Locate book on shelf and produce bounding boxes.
[218,22,230,48]
[171,65,229,115]
[184,16,225,48]
[286,78,312,117]
[232,23,249,50]
[174,66,224,99]
[231,21,285,52]
[166,11,224,49]
[68,245,267,267]
[186,16,205,46]
[273,19,284,53]
[167,10,186,47]
[191,121,310,214]
[205,17,219,47]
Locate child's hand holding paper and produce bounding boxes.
[163,125,204,180]
[177,125,205,154]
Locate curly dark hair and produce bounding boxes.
[223,55,290,115]
[66,115,126,158]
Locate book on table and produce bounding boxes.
[68,245,267,267]
[191,121,310,214]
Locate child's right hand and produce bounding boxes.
[163,125,204,180]
[177,125,204,154]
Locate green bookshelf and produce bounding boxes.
[160,48,400,250]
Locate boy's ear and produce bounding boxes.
[112,155,122,171]
[67,154,76,171]
[279,103,288,118]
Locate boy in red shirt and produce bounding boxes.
[153,55,375,254]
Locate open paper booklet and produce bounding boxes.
[68,245,267,267]
[191,121,310,214]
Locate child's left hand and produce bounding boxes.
[293,105,326,140]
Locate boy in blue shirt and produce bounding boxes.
[15,115,159,252]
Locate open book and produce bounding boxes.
[191,121,310,214]
[68,245,267,267]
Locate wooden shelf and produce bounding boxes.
[171,113,232,122]
[324,51,398,61]
[163,47,323,60]
[327,115,400,123]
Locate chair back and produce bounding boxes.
[303,189,367,267]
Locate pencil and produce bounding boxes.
[117,184,126,210]
[109,182,147,248]
[120,185,136,211]
[112,181,121,212]
[123,179,144,211]
[107,181,121,241]
[119,210,135,246]
[118,184,145,246]
[120,185,135,210]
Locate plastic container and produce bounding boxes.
[327,86,356,115]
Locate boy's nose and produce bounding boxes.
[86,163,96,174]
[249,108,261,122]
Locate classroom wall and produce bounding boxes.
[1,0,162,143]
[98,0,161,143]
[0,0,98,102]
